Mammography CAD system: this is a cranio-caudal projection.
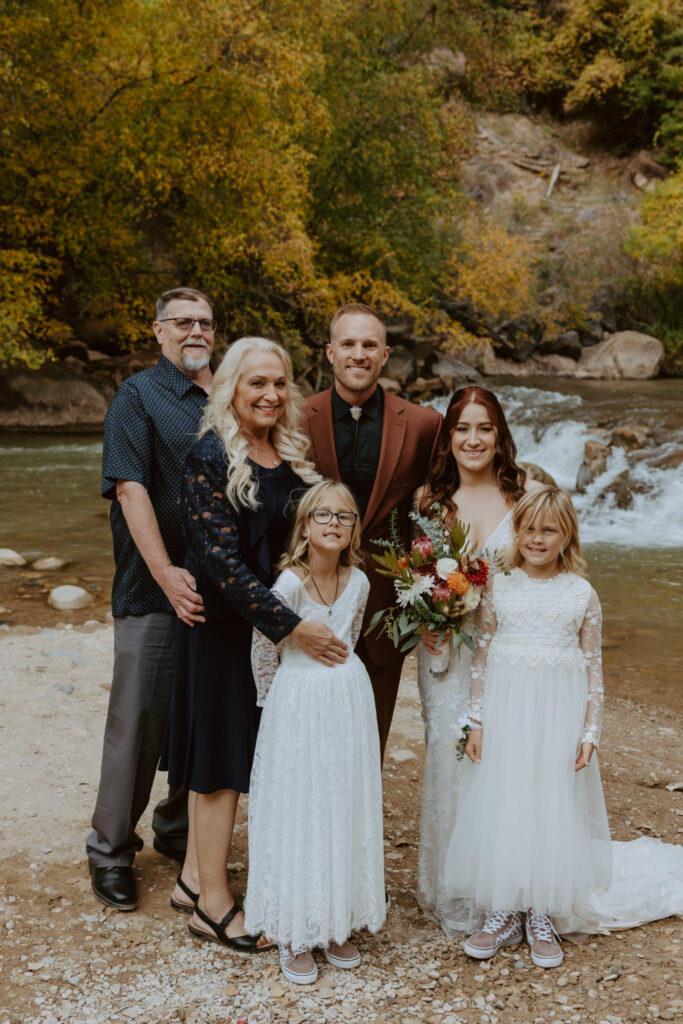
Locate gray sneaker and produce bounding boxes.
[464,910,524,959]
[525,909,563,968]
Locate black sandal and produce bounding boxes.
[170,874,198,914]
[188,903,275,953]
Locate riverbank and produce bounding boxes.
[1,622,681,1024]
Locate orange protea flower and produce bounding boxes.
[447,571,469,594]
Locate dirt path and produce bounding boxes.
[1,624,681,1024]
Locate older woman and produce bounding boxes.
[162,337,347,951]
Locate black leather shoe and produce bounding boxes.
[90,865,137,911]
[153,835,188,865]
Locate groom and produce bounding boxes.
[303,303,442,760]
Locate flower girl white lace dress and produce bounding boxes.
[244,567,386,953]
[445,568,683,934]
[417,511,513,935]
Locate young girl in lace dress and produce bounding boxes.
[244,481,385,985]
[445,486,610,968]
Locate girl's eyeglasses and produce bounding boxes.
[309,508,357,528]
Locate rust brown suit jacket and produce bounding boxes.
[302,386,443,670]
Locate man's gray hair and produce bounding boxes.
[155,287,213,322]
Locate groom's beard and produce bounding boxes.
[180,340,211,372]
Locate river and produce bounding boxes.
[1,378,681,711]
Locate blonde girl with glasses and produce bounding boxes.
[244,480,385,985]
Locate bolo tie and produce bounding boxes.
[350,405,362,463]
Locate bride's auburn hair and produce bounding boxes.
[511,486,588,577]
[279,480,362,583]
[200,336,320,511]
[420,386,526,518]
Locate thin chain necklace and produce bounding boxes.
[309,566,339,616]
[246,435,279,467]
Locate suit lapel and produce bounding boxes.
[306,387,341,480]
[363,389,406,529]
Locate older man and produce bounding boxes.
[86,288,214,911]
[303,303,442,760]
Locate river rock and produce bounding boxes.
[31,556,69,572]
[0,365,109,429]
[537,330,582,361]
[0,548,27,567]
[520,462,556,487]
[534,353,578,376]
[575,331,665,380]
[377,376,401,395]
[431,354,481,389]
[611,424,652,449]
[601,471,652,510]
[47,585,93,611]
[576,440,611,491]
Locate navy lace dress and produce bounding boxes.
[162,429,305,794]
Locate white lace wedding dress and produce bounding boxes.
[444,568,683,934]
[244,567,386,953]
[417,511,513,936]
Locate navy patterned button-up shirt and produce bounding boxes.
[102,354,209,617]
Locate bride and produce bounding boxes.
[415,385,541,935]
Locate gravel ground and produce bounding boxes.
[1,623,681,1024]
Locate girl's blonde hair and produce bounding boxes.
[511,486,588,577]
[278,480,362,581]
[199,336,321,510]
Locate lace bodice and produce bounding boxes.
[251,567,370,706]
[470,568,604,745]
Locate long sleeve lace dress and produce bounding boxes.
[445,568,683,934]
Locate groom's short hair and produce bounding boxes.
[330,302,386,342]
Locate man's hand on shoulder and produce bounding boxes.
[158,566,205,626]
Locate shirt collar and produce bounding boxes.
[154,353,209,398]
[332,385,382,423]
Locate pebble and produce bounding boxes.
[51,683,74,694]
[47,585,93,611]
[31,557,68,571]
[0,548,27,566]
[389,749,418,763]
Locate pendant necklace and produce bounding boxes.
[247,436,279,466]
[310,567,339,616]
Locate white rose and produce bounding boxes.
[435,557,458,580]
[462,585,481,613]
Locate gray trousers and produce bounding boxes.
[86,612,188,867]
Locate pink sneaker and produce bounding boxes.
[464,910,524,959]
[525,909,563,968]
[279,946,318,984]
[324,939,361,969]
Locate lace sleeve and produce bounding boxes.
[579,586,604,746]
[251,588,288,707]
[469,580,497,725]
[182,437,300,644]
[350,571,370,648]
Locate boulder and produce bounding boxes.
[384,347,416,386]
[405,376,443,401]
[431,354,481,390]
[31,556,69,571]
[496,314,543,363]
[0,548,27,567]
[575,332,665,380]
[534,354,578,376]
[459,340,498,376]
[520,462,556,487]
[537,330,582,361]
[601,471,652,510]
[0,365,109,429]
[611,424,652,450]
[578,318,603,347]
[576,440,611,491]
[377,375,401,395]
[47,585,93,611]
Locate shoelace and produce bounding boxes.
[483,910,517,934]
[527,910,555,943]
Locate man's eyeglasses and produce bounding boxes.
[159,317,217,333]
[309,508,358,528]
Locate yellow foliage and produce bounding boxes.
[445,215,535,322]
[626,169,683,286]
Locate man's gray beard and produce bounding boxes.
[180,349,211,372]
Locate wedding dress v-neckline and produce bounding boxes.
[477,508,513,553]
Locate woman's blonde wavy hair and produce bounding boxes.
[511,486,588,577]
[278,480,362,583]
[199,336,321,510]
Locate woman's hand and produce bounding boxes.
[465,727,482,764]
[420,628,449,655]
[291,620,348,666]
[574,741,594,772]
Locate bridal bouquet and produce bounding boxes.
[366,505,489,667]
